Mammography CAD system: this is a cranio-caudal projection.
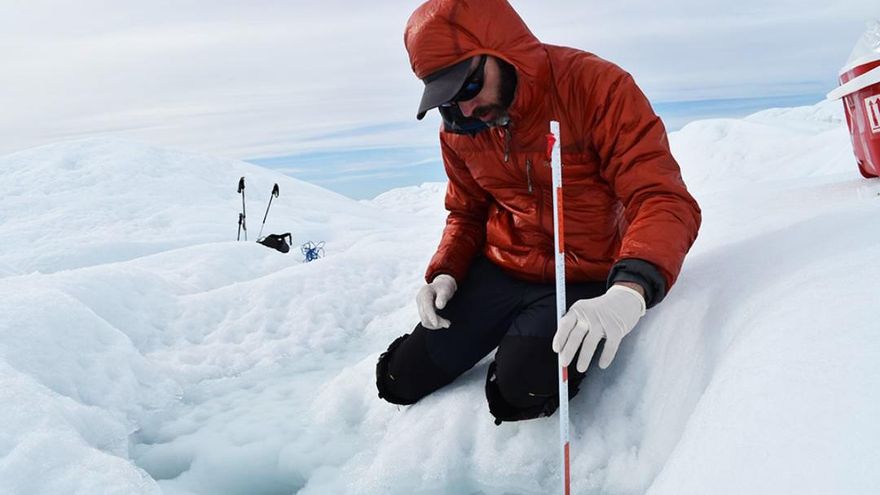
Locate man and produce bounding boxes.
[376,0,701,424]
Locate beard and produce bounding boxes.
[473,103,511,127]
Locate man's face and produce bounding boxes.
[455,56,514,127]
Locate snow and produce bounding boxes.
[1,99,879,494]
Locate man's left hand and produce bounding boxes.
[552,284,647,372]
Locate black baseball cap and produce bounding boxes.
[416,56,478,120]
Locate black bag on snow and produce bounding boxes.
[257,233,292,253]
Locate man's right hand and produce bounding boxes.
[416,274,457,329]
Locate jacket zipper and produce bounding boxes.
[500,125,533,195]
[502,125,511,163]
[525,159,533,193]
[537,161,546,273]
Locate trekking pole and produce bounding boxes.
[237,177,247,241]
[257,183,280,240]
[548,121,571,495]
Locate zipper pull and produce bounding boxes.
[526,159,533,193]
[503,126,511,163]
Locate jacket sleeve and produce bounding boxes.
[424,133,492,284]
[590,72,702,306]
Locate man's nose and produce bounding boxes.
[458,99,477,118]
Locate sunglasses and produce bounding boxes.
[441,55,487,107]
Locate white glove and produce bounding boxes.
[416,274,458,330]
[552,285,646,372]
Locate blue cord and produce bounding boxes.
[301,241,325,262]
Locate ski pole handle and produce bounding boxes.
[238,177,247,241]
[258,183,280,239]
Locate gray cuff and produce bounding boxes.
[607,258,667,309]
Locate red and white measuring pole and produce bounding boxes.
[547,121,571,495]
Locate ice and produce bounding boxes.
[1,100,879,494]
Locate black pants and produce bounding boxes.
[376,255,606,423]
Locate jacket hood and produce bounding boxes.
[404,0,552,120]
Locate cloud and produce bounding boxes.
[1,0,877,196]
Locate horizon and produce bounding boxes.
[249,91,829,199]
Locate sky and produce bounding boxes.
[1,0,878,198]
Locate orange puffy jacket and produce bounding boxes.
[405,0,701,307]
